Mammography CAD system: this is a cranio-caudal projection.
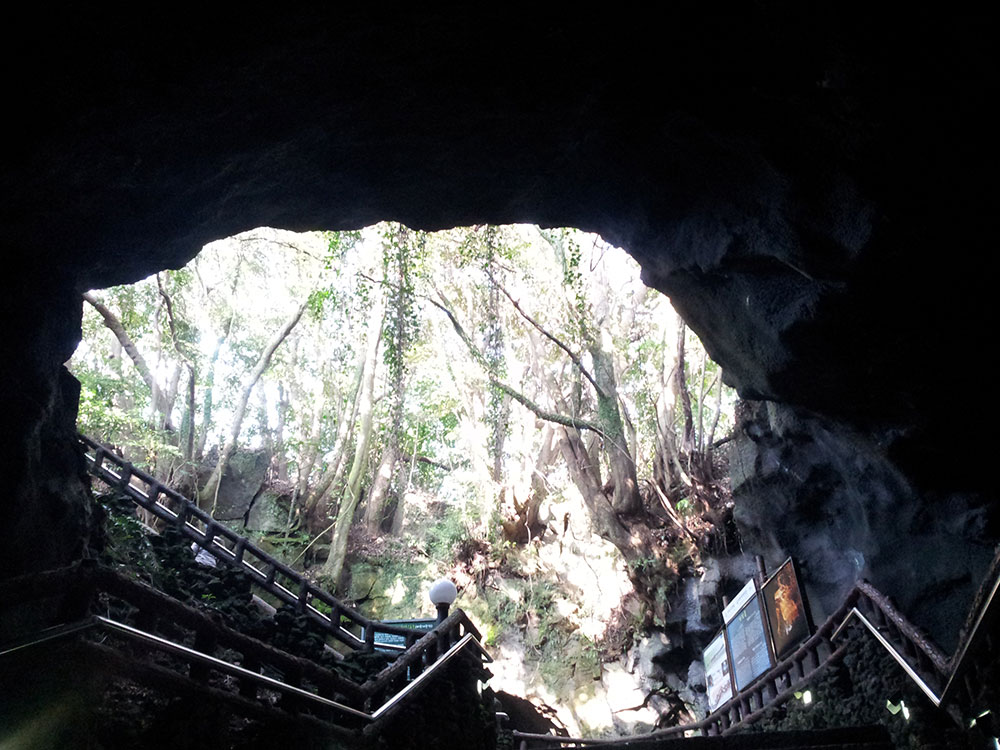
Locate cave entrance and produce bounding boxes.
[71,221,738,734]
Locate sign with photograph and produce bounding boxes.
[761,558,810,660]
[703,631,734,711]
[725,595,773,691]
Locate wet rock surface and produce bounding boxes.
[731,401,996,651]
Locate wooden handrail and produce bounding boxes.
[0,561,365,700]
[940,545,1000,706]
[513,573,987,748]
[854,581,950,674]
[79,433,456,652]
[1,561,493,733]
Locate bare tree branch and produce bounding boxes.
[156,274,195,367]
[426,290,610,438]
[156,274,197,460]
[489,272,603,396]
[200,299,308,511]
[83,292,156,393]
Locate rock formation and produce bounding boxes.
[1,8,995,648]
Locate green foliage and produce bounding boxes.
[425,505,474,561]
[97,491,159,576]
[381,224,422,388]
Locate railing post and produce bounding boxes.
[116,463,133,490]
[190,627,217,682]
[297,580,309,614]
[203,520,217,547]
[278,663,303,713]
[239,654,261,699]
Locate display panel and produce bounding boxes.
[761,558,810,660]
[703,630,734,711]
[725,595,773,691]
[722,578,756,623]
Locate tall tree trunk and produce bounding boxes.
[557,427,635,554]
[322,290,385,588]
[364,440,400,532]
[363,227,415,533]
[655,315,694,495]
[696,347,708,453]
[199,300,307,512]
[296,368,328,503]
[301,351,365,532]
[675,321,695,454]
[274,381,289,483]
[161,361,182,431]
[588,335,641,515]
[257,387,273,462]
[83,292,172,430]
[183,367,196,463]
[389,431,421,535]
[196,317,232,461]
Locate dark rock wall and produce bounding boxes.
[1,276,93,578]
[732,402,995,651]
[1,8,995,645]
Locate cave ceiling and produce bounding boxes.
[2,8,994,495]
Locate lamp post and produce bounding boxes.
[429,578,458,624]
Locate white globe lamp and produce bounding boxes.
[429,578,458,623]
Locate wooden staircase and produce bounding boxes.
[3,434,997,748]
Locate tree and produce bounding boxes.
[321,281,385,589]
[199,299,308,512]
[363,225,421,532]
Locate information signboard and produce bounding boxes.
[703,630,734,711]
[722,578,756,623]
[761,558,810,660]
[725,594,773,691]
[366,618,436,653]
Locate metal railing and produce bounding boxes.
[940,549,1000,711]
[79,433,481,653]
[66,435,1000,744]
[0,561,492,735]
[2,614,492,734]
[513,570,990,749]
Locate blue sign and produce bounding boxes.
[726,596,773,691]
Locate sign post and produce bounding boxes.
[703,558,812,709]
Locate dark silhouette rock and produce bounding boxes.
[1,7,995,657]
